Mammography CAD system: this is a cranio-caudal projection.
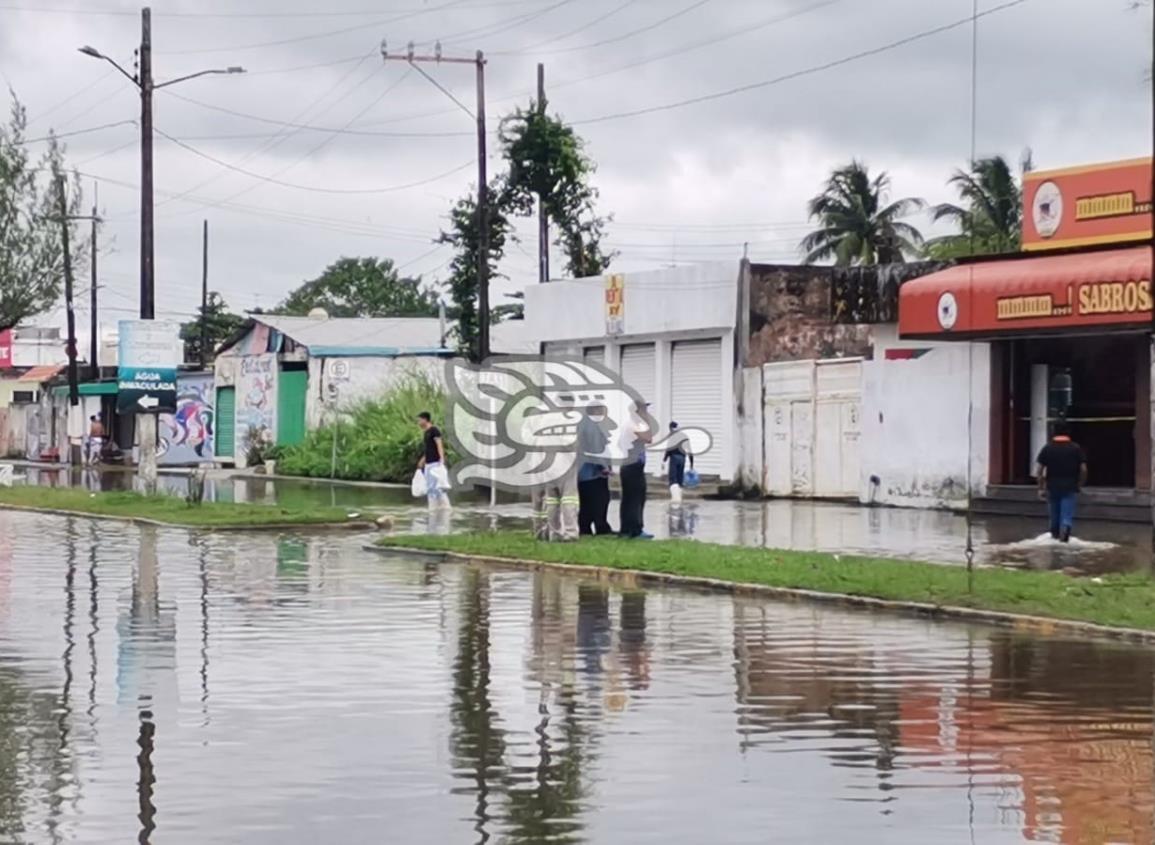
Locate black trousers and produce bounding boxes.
[578,477,613,535]
[619,462,647,537]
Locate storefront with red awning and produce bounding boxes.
[898,158,1153,492]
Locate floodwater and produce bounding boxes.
[1,511,1154,844]
[9,465,1152,573]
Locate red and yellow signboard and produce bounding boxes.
[1023,157,1152,251]
[898,245,1152,338]
[605,273,624,335]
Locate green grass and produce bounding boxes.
[378,532,1155,632]
[0,486,359,528]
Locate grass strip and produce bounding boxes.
[379,532,1155,632]
[0,486,357,528]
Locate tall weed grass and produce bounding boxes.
[278,374,453,482]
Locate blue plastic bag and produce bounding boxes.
[684,469,700,489]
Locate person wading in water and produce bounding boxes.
[1036,422,1087,543]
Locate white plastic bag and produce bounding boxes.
[429,463,452,491]
[410,469,428,498]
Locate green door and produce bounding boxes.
[277,369,308,447]
[215,387,236,460]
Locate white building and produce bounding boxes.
[525,262,744,481]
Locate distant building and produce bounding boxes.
[212,313,535,466]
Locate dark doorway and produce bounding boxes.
[996,334,1143,488]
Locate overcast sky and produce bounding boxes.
[1,0,1151,337]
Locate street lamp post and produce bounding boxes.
[79,7,243,489]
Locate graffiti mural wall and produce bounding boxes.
[236,354,277,460]
[158,373,215,465]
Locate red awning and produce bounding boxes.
[898,245,1152,339]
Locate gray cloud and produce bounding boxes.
[1,0,1150,331]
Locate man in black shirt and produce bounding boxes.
[417,411,449,508]
[1036,423,1087,543]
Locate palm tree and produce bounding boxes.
[800,160,925,265]
[926,155,1022,258]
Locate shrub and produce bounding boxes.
[277,374,454,483]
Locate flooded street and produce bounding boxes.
[1,511,1153,843]
[10,464,1152,573]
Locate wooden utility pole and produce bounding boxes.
[537,63,549,285]
[89,185,99,376]
[200,220,209,368]
[382,41,490,362]
[55,174,79,408]
[139,6,155,321]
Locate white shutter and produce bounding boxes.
[672,339,725,477]
[583,346,605,368]
[620,344,656,405]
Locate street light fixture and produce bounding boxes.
[77,6,242,493]
[77,11,245,322]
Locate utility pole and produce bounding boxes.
[537,63,549,285]
[139,7,154,320]
[475,50,490,363]
[89,183,99,377]
[78,14,244,489]
[382,40,490,362]
[200,219,209,369]
[55,174,79,410]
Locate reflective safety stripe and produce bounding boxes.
[560,497,580,504]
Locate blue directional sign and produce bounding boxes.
[117,320,182,414]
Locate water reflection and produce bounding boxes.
[1,513,1154,842]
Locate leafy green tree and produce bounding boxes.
[925,155,1022,259]
[438,187,512,361]
[180,291,245,364]
[275,256,437,318]
[801,161,924,265]
[499,101,615,278]
[0,94,84,331]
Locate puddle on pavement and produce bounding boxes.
[1,512,1152,843]
[10,466,1153,574]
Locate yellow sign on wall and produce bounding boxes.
[605,273,625,335]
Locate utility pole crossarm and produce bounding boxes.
[381,39,491,362]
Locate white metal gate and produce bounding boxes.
[672,339,724,476]
[763,358,862,498]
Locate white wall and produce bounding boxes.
[306,355,447,428]
[525,262,740,343]
[861,324,990,508]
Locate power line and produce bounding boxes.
[165,66,418,218]
[512,0,640,52]
[79,168,454,243]
[493,0,711,56]
[18,119,136,145]
[157,0,475,56]
[0,0,547,18]
[351,0,840,129]
[434,0,580,48]
[570,0,1028,125]
[158,89,476,137]
[158,129,475,194]
[26,68,114,127]
[157,52,381,209]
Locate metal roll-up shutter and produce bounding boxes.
[583,346,605,368]
[620,344,656,406]
[672,339,724,477]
